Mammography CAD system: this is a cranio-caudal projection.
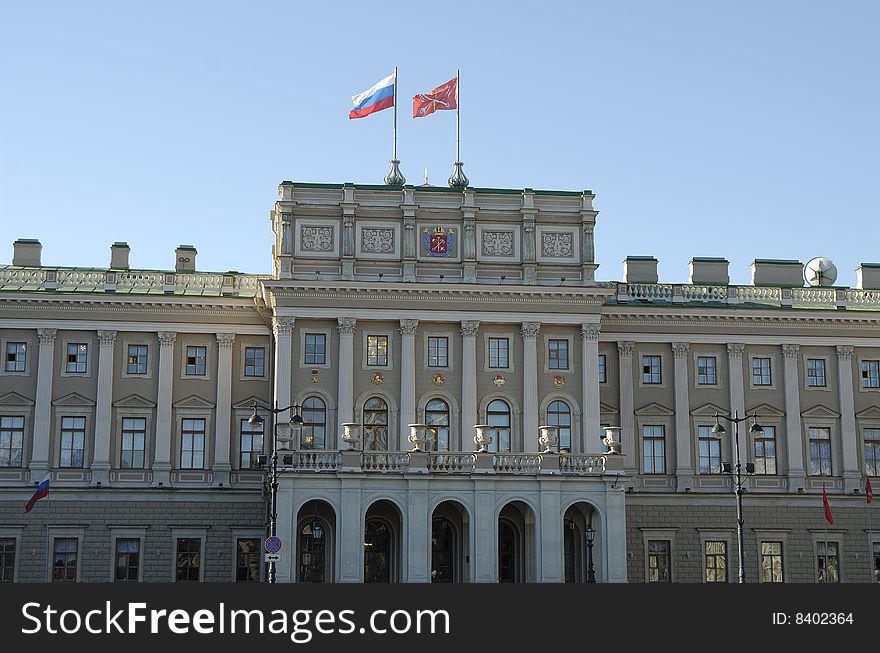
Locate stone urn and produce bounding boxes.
[538,425,559,453]
[473,424,493,453]
[408,423,429,452]
[602,426,622,454]
[341,422,361,450]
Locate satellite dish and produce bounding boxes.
[804,257,838,287]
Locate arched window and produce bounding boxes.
[547,400,572,451]
[301,396,326,449]
[487,399,511,452]
[364,518,392,582]
[299,519,326,582]
[363,397,388,450]
[425,399,450,451]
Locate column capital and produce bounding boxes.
[580,323,600,341]
[521,322,541,340]
[617,341,635,358]
[216,333,236,349]
[460,320,480,338]
[671,342,690,358]
[399,319,419,336]
[97,330,117,347]
[836,345,853,361]
[37,328,57,345]
[273,317,295,337]
[337,317,357,336]
[727,343,745,359]
[781,344,800,360]
[157,331,177,347]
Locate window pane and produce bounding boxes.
[175,538,201,581]
[236,538,261,582]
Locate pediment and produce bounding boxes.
[172,395,216,410]
[801,404,840,419]
[112,394,156,409]
[855,405,880,420]
[690,402,728,417]
[634,402,674,416]
[748,403,785,418]
[232,396,271,410]
[599,401,619,415]
[0,391,35,407]
[51,392,96,407]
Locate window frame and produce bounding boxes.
[120,416,147,469]
[639,354,663,386]
[753,424,779,475]
[243,346,266,378]
[362,396,390,451]
[47,527,85,583]
[300,396,327,450]
[750,355,773,388]
[233,534,264,583]
[1,338,29,376]
[61,340,91,377]
[361,330,395,371]
[426,335,451,369]
[424,398,451,452]
[483,333,515,372]
[859,358,880,391]
[641,424,666,475]
[864,427,880,478]
[120,339,153,379]
[171,529,207,582]
[697,425,722,475]
[179,417,207,470]
[239,417,264,469]
[811,534,843,583]
[546,337,571,372]
[298,328,332,370]
[486,398,512,453]
[641,531,676,583]
[125,343,150,377]
[184,345,208,377]
[807,426,833,477]
[109,527,146,583]
[759,540,785,583]
[804,356,829,390]
[598,353,607,384]
[696,355,718,386]
[0,527,22,582]
[59,415,87,469]
[0,415,25,468]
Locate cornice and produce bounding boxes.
[600,310,880,328]
[0,295,260,316]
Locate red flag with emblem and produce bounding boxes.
[413,77,458,118]
[822,483,834,524]
[867,477,874,504]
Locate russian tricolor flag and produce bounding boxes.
[25,474,50,513]
[349,72,396,119]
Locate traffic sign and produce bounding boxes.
[265,536,283,553]
[264,552,281,563]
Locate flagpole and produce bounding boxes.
[45,484,50,582]
[384,66,405,185]
[393,65,398,162]
[448,69,469,188]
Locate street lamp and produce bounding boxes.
[586,523,596,583]
[248,401,304,584]
[712,412,762,584]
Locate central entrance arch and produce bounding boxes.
[364,500,402,583]
[497,501,536,583]
[430,500,469,583]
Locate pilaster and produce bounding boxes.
[521,322,541,451]
[399,319,419,448]
[618,341,636,473]
[91,329,117,486]
[580,323,601,452]
[212,333,236,486]
[672,342,694,490]
[781,344,805,491]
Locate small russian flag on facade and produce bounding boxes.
[25,474,50,513]
[349,72,396,119]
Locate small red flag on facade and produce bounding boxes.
[822,483,834,524]
[413,77,458,118]
[867,477,874,504]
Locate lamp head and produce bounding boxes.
[749,419,764,435]
[289,410,304,435]
[247,402,264,426]
[711,420,726,436]
[586,526,596,542]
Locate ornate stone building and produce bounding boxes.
[0,181,878,583]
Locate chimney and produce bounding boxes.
[175,245,197,272]
[110,242,131,269]
[857,264,880,290]
[750,259,804,287]
[689,257,730,285]
[623,256,658,284]
[12,239,42,266]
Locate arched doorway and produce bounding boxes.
[431,500,469,583]
[497,501,535,583]
[364,500,401,583]
[296,500,335,583]
[563,502,600,583]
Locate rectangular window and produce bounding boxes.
[642,355,661,384]
[427,336,449,368]
[126,344,148,375]
[236,538,261,582]
[548,339,569,370]
[647,540,671,582]
[642,425,666,474]
[865,429,880,477]
[244,347,265,377]
[114,538,140,582]
[761,541,784,582]
[0,538,14,582]
[121,417,146,469]
[817,542,840,583]
[598,354,607,383]
[697,356,717,385]
[488,338,509,369]
[806,358,826,387]
[4,342,26,372]
[704,541,727,583]
[367,335,388,367]
[808,427,832,476]
[59,416,85,468]
[862,360,880,388]
[66,343,88,373]
[180,419,206,469]
[52,537,78,582]
[185,346,207,376]
[754,425,778,475]
[0,416,24,467]
[240,419,263,470]
[698,425,722,474]
[175,538,201,581]
[873,542,880,584]
[304,334,326,365]
[752,357,772,385]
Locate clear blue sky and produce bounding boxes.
[1,1,877,285]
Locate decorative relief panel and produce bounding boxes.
[536,227,579,264]
[482,231,514,256]
[476,224,520,263]
[417,224,460,261]
[356,221,401,260]
[294,219,340,258]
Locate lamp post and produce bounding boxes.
[248,401,304,584]
[586,523,596,583]
[712,412,762,584]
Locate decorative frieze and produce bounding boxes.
[482,231,515,257]
[300,226,334,252]
[360,228,395,254]
[542,232,574,258]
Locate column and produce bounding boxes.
[29,328,56,478]
[617,341,636,472]
[521,322,541,451]
[836,345,861,491]
[580,323,601,452]
[336,318,356,435]
[399,320,419,449]
[781,344,805,491]
[273,317,294,413]
[672,342,694,490]
[152,331,176,486]
[727,343,748,467]
[460,321,480,448]
[212,333,235,487]
[90,329,117,486]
